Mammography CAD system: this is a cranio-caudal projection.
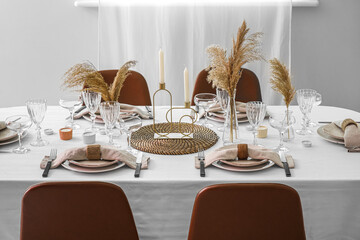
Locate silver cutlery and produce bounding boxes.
[279,150,291,177]
[65,106,86,120]
[0,150,12,153]
[198,149,205,177]
[134,152,143,178]
[145,106,153,119]
[42,148,57,177]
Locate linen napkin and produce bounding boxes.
[73,103,150,119]
[195,144,295,169]
[334,119,360,148]
[40,145,149,169]
[0,121,6,131]
[199,101,247,119]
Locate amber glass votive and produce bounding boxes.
[59,128,72,140]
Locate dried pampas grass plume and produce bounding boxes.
[206,20,263,98]
[62,60,137,102]
[269,58,295,108]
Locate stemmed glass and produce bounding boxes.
[296,89,322,135]
[216,88,229,132]
[246,101,267,145]
[269,111,296,152]
[5,115,32,154]
[308,91,322,127]
[81,90,102,133]
[59,95,82,130]
[123,116,142,154]
[26,99,49,147]
[99,101,120,145]
[194,93,217,128]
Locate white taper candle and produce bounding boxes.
[159,49,164,84]
[184,67,189,102]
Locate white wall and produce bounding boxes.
[0,0,359,111]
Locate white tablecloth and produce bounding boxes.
[1,105,360,240]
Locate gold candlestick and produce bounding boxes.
[152,83,172,137]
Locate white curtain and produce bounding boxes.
[98,0,292,105]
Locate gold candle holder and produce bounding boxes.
[184,101,190,108]
[152,83,172,137]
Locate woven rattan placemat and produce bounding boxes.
[131,122,219,155]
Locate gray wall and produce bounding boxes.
[0,0,359,111]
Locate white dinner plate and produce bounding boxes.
[207,114,249,123]
[212,159,274,172]
[317,125,344,145]
[0,131,28,146]
[69,159,118,168]
[62,161,125,173]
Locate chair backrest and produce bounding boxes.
[188,183,306,240]
[20,182,139,240]
[99,69,152,106]
[191,68,262,105]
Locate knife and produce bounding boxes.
[198,149,205,177]
[134,152,143,178]
[42,148,57,178]
[145,106,153,119]
[279,151,291,177]
[65,106,86,120]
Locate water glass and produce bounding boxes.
[308,91,322,127]
[296,89,321,135]
[216,88,229,132]
[269,110,296,152]
[82,90,102,133]
[123,116,142,154]
[99,101,120,145]
[194,93,217,128]
[5,115,32,154]
[246,101,267,145]
[26,99,49,147]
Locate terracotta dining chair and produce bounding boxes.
[187,183,306,240]
[99,69,152,106]
[191,68,262,105]
[20,182,139,240]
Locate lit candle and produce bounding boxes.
[159,49,164,84]
[184,67,189,103]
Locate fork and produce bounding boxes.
[42,149,57,177]
[198,149,205,177]
[145,106,153,119]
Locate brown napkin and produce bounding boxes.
[195,144,294,169]
[200,101,247,119]
[0,121,6,131]
[74,103,150,119]
[334,119,360,148]
[40,145,149,169]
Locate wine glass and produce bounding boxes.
[123,116,142,154]
[269,111,296,153]
[5,115,32,154]
[246,101,267,145]
[81,90,102,133]
[99,101,120,145]
[194,93,217,128]
[308,91,322,127]
[296,89,321,135]
[59,95,82,130]
[26,99,49,147]
[216,88,229,132]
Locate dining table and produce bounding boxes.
[1,105,360,240]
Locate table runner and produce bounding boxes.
[1,105,360,240]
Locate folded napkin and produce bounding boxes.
[74,103,150,119]
[195,144,294,169]
[0,121,6,131]
[40,145,149,169]
[334,119,360,148]
[200,101,247,119]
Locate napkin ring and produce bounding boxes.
[341,118,358,131]
[237,144,248,159]
[86,145,101,160]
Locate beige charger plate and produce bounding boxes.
[0,128,18,142]
[0,131,28,146]
[62,161,125,173]
[220,158,268,167]
[213,160,274,172]
[317,125,344,145]
[68,159,118,168]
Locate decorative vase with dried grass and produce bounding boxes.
[269,58,296,141]
[206,20,263,144]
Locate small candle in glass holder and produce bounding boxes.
[59,128,72,140]
[83,131,96,144]
[257,126,268,138]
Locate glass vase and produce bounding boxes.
[222,94,240,145]
[282,109,295,142]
